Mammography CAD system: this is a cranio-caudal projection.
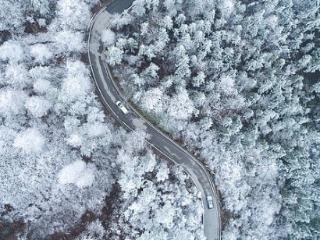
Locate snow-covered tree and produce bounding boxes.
[59,60,92,103]
[167,88,195,120]
[4,63,32,88]
[30,0,50,15]
[106,46,123,66]
[25,96,51,117]
[0,40,25,63]
[0,89,27,117]
[13,128,45,154]
[56,0,90,31]
[0,0,25,31]
[58,160,95,188]
[101,29,116,46]
[140,87,164,113]
[54,30,84,53]
[30,44,53,64]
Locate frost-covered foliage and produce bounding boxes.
[106,130,206,240]
[0,1,117,238]
[76,220,106,240]
[58,160,96,188]
[0,0,205,239]
[0,0,56,33]
[0,0,25,32]
[107,0,320,239]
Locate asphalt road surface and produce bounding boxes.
[87,1,222,239]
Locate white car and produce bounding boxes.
[206,195,214,209]
[116,101,129,114]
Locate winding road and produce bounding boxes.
[87,1,222,239]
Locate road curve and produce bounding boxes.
[87,1,222,239]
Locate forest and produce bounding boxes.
[106,0,320,239]
[0,0,204,239]
[0,0,319,239]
